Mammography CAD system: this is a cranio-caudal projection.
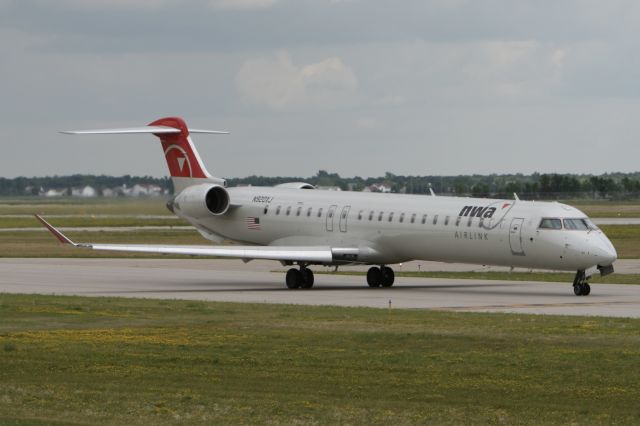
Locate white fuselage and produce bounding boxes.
[176,187,617,272]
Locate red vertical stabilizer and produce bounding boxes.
[149,117,211,179]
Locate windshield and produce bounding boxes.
[539,218,562,230]
[539,217,599,231]
[563,218,598,231]
[563,218,588,230]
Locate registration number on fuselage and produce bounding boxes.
[252,195,274,203]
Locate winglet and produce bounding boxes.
[34,215,76,245]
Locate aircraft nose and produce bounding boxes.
[593,234,617,266]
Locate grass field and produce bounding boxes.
[0,230,203,258]
[598,225,640,258]
[566,200,640,218]
[0,216,186,229]
[0,294,638,425]
[0,197,172,216]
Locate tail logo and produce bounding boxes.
[164,144,193,178]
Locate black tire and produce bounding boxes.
[300,268,314,289]
[367,267,382,287]
[381,266,395,287]
[286,268,301,289]
[573,283,582,296]
[582,282,591,296]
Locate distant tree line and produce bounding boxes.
[227,170,640,200]
[2,171,640,200]
[0,175,173,197]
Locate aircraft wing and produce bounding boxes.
[35,215,334,263]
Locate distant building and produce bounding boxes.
[363,183,392,193]
[44,189,65,197]
[71,185,97,197]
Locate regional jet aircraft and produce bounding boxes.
[37,117,617,296]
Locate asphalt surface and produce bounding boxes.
[1,258,638,318]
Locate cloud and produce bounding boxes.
[235,51,357,109]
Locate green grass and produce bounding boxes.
[565,201,640,218]
[322,270,640,285]
[0,230,204,258]
[0,294,638,424]
[0,197,172,216]
[599,225,640,258]
[0,216,186,229]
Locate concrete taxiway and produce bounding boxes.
[1,258,638,318]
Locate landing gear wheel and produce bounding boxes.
[572,270,591,296]
[380,266,395,287]
[300,268,314,289]
[367,267,382,287]
[573,281,591,296]
[286,268,302,289]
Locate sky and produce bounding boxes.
[1,0,639,179]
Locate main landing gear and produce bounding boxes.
[366,266,395,288]
[285,266,314,289]
[573,270,591,296]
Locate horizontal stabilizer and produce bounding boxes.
[60,126,229,135]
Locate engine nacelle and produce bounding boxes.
[172,183,230,218]
[275,182,315,189]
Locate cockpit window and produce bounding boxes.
[563,218,590,230]
[584,218,600,231]
[539,218,562,230]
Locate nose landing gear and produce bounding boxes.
[572,270,591,296]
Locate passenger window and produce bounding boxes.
[328,210,333,218]
[410,213,416,224]
[358,210,363,220]
[378,211,384,221]
[307,207,312,217]
[296,206,302,216]
[444,216,449,226]
[467,216,473,227]
[368,211,374,221]
[286,206,291,216]
[564,218,589,230]
[264,205,269,215]
[317,208,323,218]
[456,216,461,226]
[433,214,439,225]
[388,212,394,222]
[399,213,405,223]
[421,214,427,224]
[342,210,348,219]
[539,218,562,230]
[276,205,281,215]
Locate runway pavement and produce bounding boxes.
[1,258,639,318]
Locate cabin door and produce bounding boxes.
[509,217,525,256]
[326,205,337,232]
[339,205,351,232]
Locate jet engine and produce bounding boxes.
[170,183,230,218]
